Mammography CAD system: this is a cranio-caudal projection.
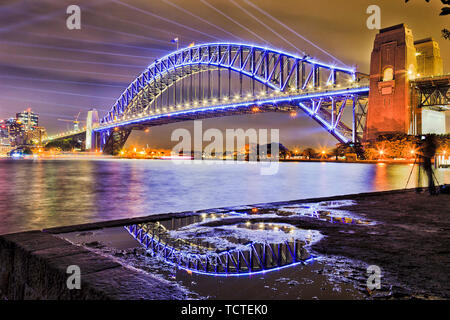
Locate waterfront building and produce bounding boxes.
[16,108,39,132]
[23,126,47,145]
[0,120,8,138]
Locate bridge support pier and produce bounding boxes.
[365,24,446,140]
[85,109,99,151]
[100,128,132,155]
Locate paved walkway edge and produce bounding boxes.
[0,231,189,300]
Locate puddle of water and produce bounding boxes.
[60,226,366,300]
[58,200,376,299]
[126,214,317,275]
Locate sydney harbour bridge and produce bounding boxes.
[45,24,449,154]
[45,42,370,154]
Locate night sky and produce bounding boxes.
[0,0,448,149]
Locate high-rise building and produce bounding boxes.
[25,126,47,145]
[6,118,22,137]
[16,108,39,132]
[0,119,11,154]
[0,120,8,138]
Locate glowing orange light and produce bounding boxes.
[144,128,150,133]
[251,208,258,213]
[379,150,384,155]
[289,111,297,118]
[252,107,259,112]
[321,150,326,155]
[410,150,415,155]
[114,127,119,132]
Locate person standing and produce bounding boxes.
[418,135,438,195]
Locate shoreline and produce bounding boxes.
[1,153,422,165]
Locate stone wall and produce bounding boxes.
[0,230,187,300]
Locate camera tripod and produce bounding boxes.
[405,155,440,192]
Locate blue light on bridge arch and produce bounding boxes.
[148,42,356,73]
[174,256,316,278]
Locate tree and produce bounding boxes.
[334,142,365,160]
[302,148,317,159]
[21,147,33,155]
[256,143,291,159]
[443,28,450,40]
[405,1,449,38]
[45,138,81,151]
[364,134,449,160]
[330,147,341,160]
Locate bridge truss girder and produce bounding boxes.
[296,93,368,143]
[411,76,450,111]
[417,86,450,110]
[101,128,132,155]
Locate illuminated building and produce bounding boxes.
[24,126,47,145]
[16,108,39,132]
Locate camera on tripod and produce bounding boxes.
[415,135,426,148]
[405,134,440,195]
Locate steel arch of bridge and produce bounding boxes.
[101,43,357,123]
[125,223,312,276]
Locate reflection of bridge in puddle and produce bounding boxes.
[125,213,312,276]
[126,201,371,276]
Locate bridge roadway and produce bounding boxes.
[45,84,369,146]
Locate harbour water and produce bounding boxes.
[0,158,448,234]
